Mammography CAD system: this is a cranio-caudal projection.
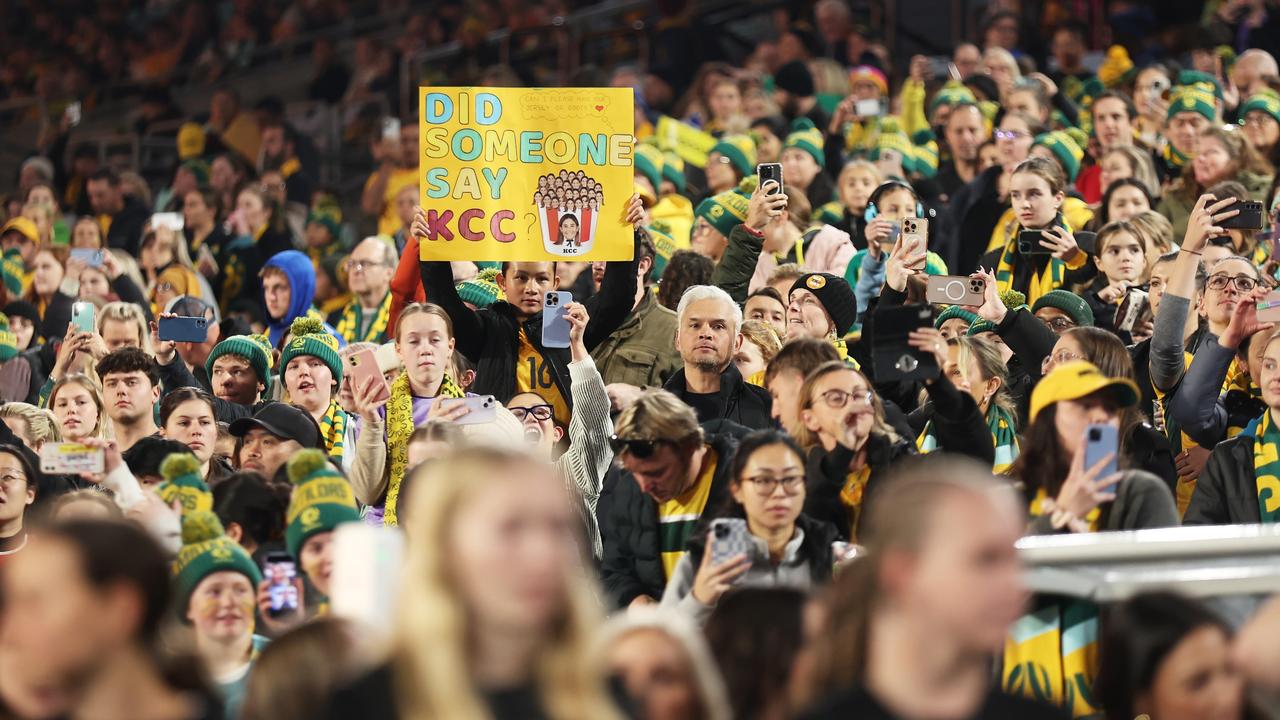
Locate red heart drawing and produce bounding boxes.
[594,105,604,111]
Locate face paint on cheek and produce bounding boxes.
[241,596,257,633]
[194,596,221,623]
[301,554,325,583]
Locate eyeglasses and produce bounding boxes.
[347,260,384,272]
[260,182,287,193]
[1206,274,1258,292]
[0,473,27,487]
[815,389,875,409]
[1042,350,1082,371]
[510,404,553,421]
[1043,317,1077,332]
[609,435,675,459]
[994,129,1030,141]
[744,474,805,496]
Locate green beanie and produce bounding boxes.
[182,159,211,188]
[456,267,504,309]
[1178,70,1224,103]
[1033,129,1087,182]
[869,118,913,174]
[0,315,16,362]
[783,118,825,167]
[157,453,213,515]
[695,187,751,239]
[646,223,679,282]
[279,317,344,386]
[928,82,976,115]
[206,334,274,395]
[909,129,940,178]
[934,306,979,330]
[1240,89,1280,126]
[661,151,686,193]
[1032,289,1095,327]
[966,319,997,337]
[814,200,845,226]
[709,134,757,176]
[1168,73,1219,123]
[1,249,23,297]
[306,197,343,241]
[1000,289,1028,313]
[172,511,262,619]
[634,143,665,191]
[285,449,360,557]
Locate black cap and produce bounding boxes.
[166,295,218,322]
[123,436,195,479]
[229,402,322,449]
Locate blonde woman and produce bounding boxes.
[0,402,59,451]
[329,446,623,720]
[735,319,781,383]
[47,374,109,441]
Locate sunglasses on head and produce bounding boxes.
[609,435,675,459]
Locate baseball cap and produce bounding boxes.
[1030,361,1139,423]
[228,403,322,449]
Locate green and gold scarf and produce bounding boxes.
[334,292,392,344]
[994,234,1067,307]
[318,399,348,464]
[916,405,1019,473]
[1250,410,1280,522]
[383,371,465,527]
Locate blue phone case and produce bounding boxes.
[158,316,209,343]
[70,302,94,333]
[1083,423,1120,493]
[542,292,572,348]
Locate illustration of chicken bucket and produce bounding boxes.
[534,170,603,257]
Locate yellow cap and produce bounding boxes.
[1030,360,1139,423]
[177,122,207,161]
[634,179,656,208]
[0,217,38,244]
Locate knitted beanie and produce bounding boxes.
[1097,46,1135,89]
[157,453,213,515]
[848,65,888,96]
[928,82,976,114]
[909,129,941,178]
[0,315,16,362]
[646,223,679,281]
[1033,129,1087,182]
[279,316,344,386]
[1001,289,1028,312]
[709,134,757,177]
[634,143,665,191]
[695,187,751,239]
[284,449,360,557]
[1033,289,1095,327]
[172,511,262,619]
[967,319,996,337]
[306,196,343,241]
[662,151,686,193]
[1168,72,1219,122]
[773,60,814,97]
[206,334,274,394]
[0,250,23,297]
[934,306,979,330]
[1240,89,1280,126]
[456,267,504,309]
[1178,70,1224,102]
[790,273,858,336]
[181,159,211,188]
[784,118,825,167]
[868,118,913,174]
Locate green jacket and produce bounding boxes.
[590,291,681,389]
[1158,170,1272,243]
[710,224,764,304]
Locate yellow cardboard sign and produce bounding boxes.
[418,87,636,262]
[654,115,717,166]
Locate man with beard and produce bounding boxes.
[229,403,323,481]
[258,120,313,206]
[97,347,161,452]
[661,285,772,429]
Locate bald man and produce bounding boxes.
[1232,49,1279,99]
[329,237,397,344]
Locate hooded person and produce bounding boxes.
[260,250,343,348]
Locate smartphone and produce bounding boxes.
[1017,228,1056,256]
[1074,230,1099,256]
[879,220,901,251]
[381,117,401,141]
[1083,423,1120,493]
[854,98,882,118]
[157,316,209,343]
[1219,200,1265,230]
[454,395,498,425]
[1115,289,1151,332]
[871,304,940,382]
[345,348,390,404]
[901,217,928,269]
[1258,290,1280,323]
[69,248,104,267]
[756,162,783,195]
[925,275,985,306]
[262,552,299,617]
[709,518,752,568]
[65,101,81,127]
[70,302,94,334]
[39,442,105,474]
[542,291,572,349]
[151,212,183,233]
[329,524,405,637]
[947,61,962,81]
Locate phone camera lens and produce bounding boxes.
[714,526,729,538]
[895,354,919,373]
[1089,429,1101,441]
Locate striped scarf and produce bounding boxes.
[318,399,348,463]
[334,292,391,344]
[383,371,465,527]
[1161,141,1189,171]
[1250,410,1280,523]
[994,233,1067,307]
[917,405,1019,473]
[1002,490,1102,718]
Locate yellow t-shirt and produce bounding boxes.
[366,167,419,237]
[515,329,570,427]
[657,447,718,579]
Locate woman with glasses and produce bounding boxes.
[660,430,837,624]
[796,361,915,541]
[0,444,35,561]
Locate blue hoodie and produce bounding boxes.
[262,250,344,348]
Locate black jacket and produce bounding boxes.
[804,433,917,541]
[420,253,636,407]
[662,363,774,430]
[40,291,74,344]
[598,432,739,608]
[105,195,150,256]
[936,165,1006,274]
[1184,434,1265,526]
[907,375,996,466]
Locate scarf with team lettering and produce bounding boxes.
[335,292,392,344]
[383,370,464,527]
[1249,409,1280,522]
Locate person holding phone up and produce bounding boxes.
[660,430,838,625]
